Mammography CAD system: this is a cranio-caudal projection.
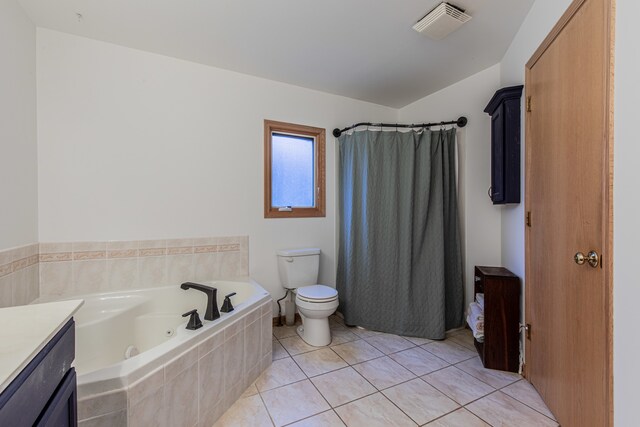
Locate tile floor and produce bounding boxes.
[214,316,558,427]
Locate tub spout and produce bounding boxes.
[180,282,220,321]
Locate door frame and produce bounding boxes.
[523,0,615,425]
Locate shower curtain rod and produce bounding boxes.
[332,116,467,138]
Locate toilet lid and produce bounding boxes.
[296,285,338,302]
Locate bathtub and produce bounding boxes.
[60,278,273,426]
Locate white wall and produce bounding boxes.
[499,0,573,289]
[613,1,640,424]
[399,64,502,309]
[498,0,573,360]
[36,29,396,311]
[0,0,38,250]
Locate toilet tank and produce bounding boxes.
[277,248,321,289]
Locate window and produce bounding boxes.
[264,120,325,218]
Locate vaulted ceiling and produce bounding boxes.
[19,0,534,107]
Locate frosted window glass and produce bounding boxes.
[271,133,315,207]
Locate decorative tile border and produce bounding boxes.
[0,243,39,278]
[107,249,138,259]
[139,248,165,257]
[0,236,248,306]
[194,245,218,254]
[0,243,40,307]
[38,237,245,262]
[0,263,12,278]
[38,236,249,298]
[39,252,72,262]
[167,246,193,255]
[73,251,106,261]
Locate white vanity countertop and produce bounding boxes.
[0,299,83,394]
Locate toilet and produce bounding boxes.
[277,248,339,346]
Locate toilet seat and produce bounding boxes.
[296,285,338,303]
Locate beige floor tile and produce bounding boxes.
[255,357,306,392]
[351,356,415,390]
[280,335,321,356]
[330,328,359,345]
[331,340,384,364]
[261,380,330,427]
[388,347,449,376]
[329,314,345,326]
[422,340,477,364]
[455,357,521,389]
[382,378,459,425]
[273,324,300,339]
[287,410,345,427]
[447,330,476,350]
[364,333,414,355]
[403,336,434,346]
[293,348,348,377]
[502,380,556,420]
[310,367,376,407]
[466,391,558,427]
[334,393,416,427]
[445,328,468,337]
[329,324,349,334]
[213,394,273,427]
[422,366,494,405]
[272,340,289,360]
[428,408,489,427]
[349,327,381,339]
[240,383,259,398]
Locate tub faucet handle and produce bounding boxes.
[182,309,203,330]
[221,292,237,313]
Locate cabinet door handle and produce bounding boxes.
[487,186,493,200]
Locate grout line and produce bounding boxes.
[423,407,485,426]
[280,409,341,427]
[286,346,340,423]
[268,325,556,427]
[255,386,277,427]
[373,390,421,426]
[493,382,558,423]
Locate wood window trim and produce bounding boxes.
[264,120,326,218]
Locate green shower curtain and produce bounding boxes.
[336,128,464,339]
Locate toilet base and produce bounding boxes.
[297,317,331,347]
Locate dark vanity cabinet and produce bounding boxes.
[0,319,77,426]
[484,85,523,204]
[474,266,520,373]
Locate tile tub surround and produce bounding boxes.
[78,298,273,427]
[39,236,248,297]
[0,243,39,307]
[220,317,558,426]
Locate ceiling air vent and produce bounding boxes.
[412,2,472,40]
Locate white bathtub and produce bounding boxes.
[56,278,273,426]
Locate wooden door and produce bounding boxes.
[525,0,614,426]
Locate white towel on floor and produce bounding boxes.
[476,293,485,310]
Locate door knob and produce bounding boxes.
[574,251,599,268]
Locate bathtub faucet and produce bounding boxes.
[180,282,220,321]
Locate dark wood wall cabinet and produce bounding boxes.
[0,320,77,426]
[484,85,523,204]
[474,266,520,373]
